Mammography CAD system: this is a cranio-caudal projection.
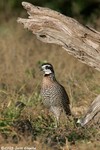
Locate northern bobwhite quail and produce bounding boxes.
[41,63,71,127]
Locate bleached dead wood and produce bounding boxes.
[77,95,100,126]
[17,2,100,71]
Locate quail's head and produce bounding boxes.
[41,63,54,75]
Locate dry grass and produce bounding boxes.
[0,19,100,150]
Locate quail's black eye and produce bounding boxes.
[46,66,51,69]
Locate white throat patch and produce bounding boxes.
[44,69,52,74]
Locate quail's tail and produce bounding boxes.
[64,105,72,116]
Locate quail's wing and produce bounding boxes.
[59,84,70,104]
[59,84,71,115]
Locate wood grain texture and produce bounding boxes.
[77,95,100,126]
[17,2,100,71]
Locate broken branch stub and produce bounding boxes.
[77,95,100,126]
[17,1,100,71]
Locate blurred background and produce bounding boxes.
[0,0,100,111]
[0,0,100,149]
[0,0,100,29]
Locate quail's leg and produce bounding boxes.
[54,115,60,128]
[50,106,61,128]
